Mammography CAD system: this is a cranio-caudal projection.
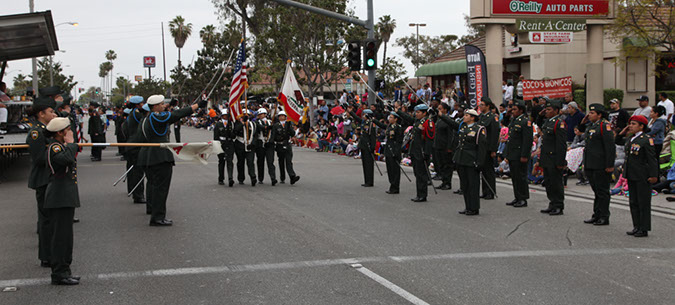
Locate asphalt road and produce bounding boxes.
[1,124,675,305]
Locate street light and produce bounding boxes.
[409,23,426,86]
[56,22,79,27]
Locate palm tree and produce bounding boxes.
[169,16,193,68]
[200,25,217,45]
[376,15,396,67]
[105,50,117,98]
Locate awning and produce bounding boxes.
[0,11,58,62]
[415,59,467,77]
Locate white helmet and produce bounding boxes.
[258,108,268,115]
[221,109,229,116]
[277,111,287,117]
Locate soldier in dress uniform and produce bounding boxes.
[87,102,105,161]
[44,117,81,285]
[432,102,454,190]
[616,115,659,237]
[397,104,434,202]
[272,111,300,184]
[214,109,236,187]
[123,96,148,206]
[348,108,377,187]
[114,107,127,158]
[374,111,404,194]
[478,97,500,200]
[539,99,568,216]
[255,108,277,185]
[579,104,615,226]
[26,96,58,268]
[504,99,534,208]
[234,110,258,186]
[453,109,487,215]
[137,95,206,226]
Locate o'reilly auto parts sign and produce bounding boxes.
[493,0,609,16]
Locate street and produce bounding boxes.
[1,125,675,305]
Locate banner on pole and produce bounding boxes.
[465,45,488,109]
[278,62,305,123]
[522,76,573,100]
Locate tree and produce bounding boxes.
[35,58,78,94]
[11,73,31,96]
[131,78,170,101]
[77,86,103,104]
[606,1,675,76]
[375,15,396,67]
[211,0,268,36]
[458,14,485,46]
[395,34,459,68]
[200,25,218,45]
[105,50,117,99]
[376,57,407,95]
[169,16,193,68]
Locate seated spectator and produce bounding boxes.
[611,174,629,196]
[496,156,510,178]
[528,161,544,184]
[566,127,588,185]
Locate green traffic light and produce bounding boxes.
[367,59,375,67]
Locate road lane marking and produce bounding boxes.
[2,247,675,288]
[352,264,430,305]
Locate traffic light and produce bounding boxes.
[363,39,377,70]
[347,41,361,71]
[95,89,99,94]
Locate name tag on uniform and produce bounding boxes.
[468,131,476,137]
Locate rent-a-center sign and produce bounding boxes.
[493,0,609,16]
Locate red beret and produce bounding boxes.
[629,115,648,126]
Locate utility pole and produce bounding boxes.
[162,22,167,82]
[30,0,39,96]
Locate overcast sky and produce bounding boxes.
[3,0,469,93]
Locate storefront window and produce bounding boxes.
[626,58,648,92]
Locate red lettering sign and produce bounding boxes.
[493,0,609,16]
[143,56,156,68]
[522,76,573,100]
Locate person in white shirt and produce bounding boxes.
[504,80,514,102]
[516,75,524,99]
[633,95,652,119]
[657,92,674,123]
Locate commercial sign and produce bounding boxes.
[134,75,143,82]
[529,31,573,43]
[465,45,489,109]
[493,0,610,16]
[143,56,156,68]
[522,76,572,100]
[516,18,586,32]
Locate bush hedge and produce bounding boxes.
[572,89,625,110]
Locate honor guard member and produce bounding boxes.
[374,112,404,194]
[453,109,487,215]
[539,99,568,216]
[114,107,127,158]
[349,108,377,187]
[272,111,301,184]
[137,95,206,226]
[255,108,277,185]
[478,97,500,199]
[124,96,148,205]
[397,104,434,202]
[234,110,258,186]
[579,104,615,226]
[616,116,658,237]
[214,109,236,187]
[432,103,454,190]
[44,117,81,285]
[26,96,58,268]
[504,99,534,208]
[87,102,105,161]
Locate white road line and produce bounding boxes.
[354,265,430,305]
[2,247,675,288]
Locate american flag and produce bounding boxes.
[229,41,248,119]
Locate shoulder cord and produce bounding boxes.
[149,112,171,136]
[47,142,68,176]
[425,119,435,139]
[132,109,141,123]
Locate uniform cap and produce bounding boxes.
[465,109,479,117]
[129,96,144,104]
[414,104,429,112]
[545,99,562,109]
[147,95,165,105]
[61,93,73,105]
[257,108,268,115]
[588,103,606,113]
[123,108,132,114]
[46,117,71,132]
[629,115,648,126]
[363,109,373,115]
[39,85,63,97]
[513,99,526,107]
[389,111,400,119]
[277,111,287,117]
[142,104,150,112]
[33,96,56,110]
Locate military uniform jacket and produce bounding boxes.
[125,109,146,155]
[256,119,274,148]
[433,116,453,151]
[26,122,50,189]
[350,111,377,152]
[540,115,568,168]
[88,114,104,137]
[114,115,125,136]
[271,121,294,146]
[504,114,534,161]
[213,120,235,149]
[374,120,403,158]
[45,141,80,209]
[398,111,433,159]
[58,111,77,134]
[233,120,257,151]
[453,123,487,167]
[582,119,615,170]
[479,111,500,153]
[137,107,194,167]
[617,133,659,181]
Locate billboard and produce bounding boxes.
[522,76,572,100]
[143,56,156,68]
[492,0,610,16]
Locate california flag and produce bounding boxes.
[161,141,224,165]
[278,61,305,123]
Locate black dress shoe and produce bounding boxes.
[52,277,79,286]
[291,176,301,185]
[458,210,467,214]
[540,208,553,214]
[626,228,639,236]
[465,210,479,216]
[513,200,528,208]
[411,197,427,202]
[280,180,286,184]
[506,199,517,206]
[439,184,451,190]
[480,194,487,198]
[385,190,399,194]
[633,230,648,237]
[251,180,257,187]
[483,195,494,200]
[583,217,598,224]
[272,179,278,186]
[258,180,264,184]
[239,181,244,185]
[453,189,463,195]
[229,180,235,187]
[593,219,610,226]
[548,208,564,216]
[133,199,147,204]
[218,181,224,185]
[73,218,80,223]
[149,219,173,226]
[361,183,374,187]
[40,260,51,268]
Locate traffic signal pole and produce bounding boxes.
[272,0,377,105]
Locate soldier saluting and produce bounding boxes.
[233,110,257,186]
[348,107,377,187]
[374,112,404,194]
[504,99,534,208]
[214,109,236,187]
[539,99,568,216]
[478,97,500,200]
[272,111,300,185]
[255,108,277,185]
[397,104,434,202]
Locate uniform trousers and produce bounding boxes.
[256,144,276,183]
[434,149,453,186]
[481,153,496,196]
[458,165,480,211]
[586,169,611,220]
[36,185,51,262]
[174,124,181,142]
[412,156,428,199]
[508,159,530,200]
[276,144,296,182]
[627,180,651,231]
[146,163,173,222]
[47,207,74,280]
[385,155,401,192]
[217,146,235,183]
[543,167,565,209]
[361,148,375,185]
[235,142,256,183]
[125,153,146,202]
